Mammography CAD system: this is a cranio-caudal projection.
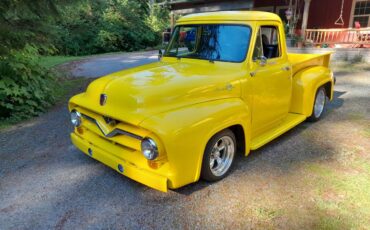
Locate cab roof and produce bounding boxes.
[177,11,282,23]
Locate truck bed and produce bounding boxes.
[288,52,333,75]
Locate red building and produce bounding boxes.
[253,0,370,47]
[165,0,370,47]
[254,0,370,29]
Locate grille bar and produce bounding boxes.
[81,114,143,140]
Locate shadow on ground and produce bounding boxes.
[0,67,369,229]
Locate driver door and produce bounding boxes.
[250,24,292,137]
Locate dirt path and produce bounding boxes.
[0,60,369,229]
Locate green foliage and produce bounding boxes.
[54,0,166,55]
[1,0,169,56]
[148,4,170,32]
[0,0,75,55]
[0,0,169,122]
[0,45,56,120]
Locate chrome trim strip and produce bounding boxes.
[81,114,143,140]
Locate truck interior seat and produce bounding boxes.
[262,34,279,59]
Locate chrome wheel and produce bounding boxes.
[314,88,326,118]
[209,136,235,177]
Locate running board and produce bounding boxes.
[250,113,307,150]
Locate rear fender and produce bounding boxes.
[290,66,334,116]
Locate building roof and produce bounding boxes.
[168,0,225,7]
[167,0,253,14]
[177,11,282,23]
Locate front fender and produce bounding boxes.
[139,98,251,189]
[290,66,334,116]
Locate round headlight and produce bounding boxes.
[141,138,158,160]
[70,110,82,127]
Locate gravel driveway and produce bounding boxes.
[60,50,159,78]
[0,54,369,229]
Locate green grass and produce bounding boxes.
[39,56,84,68]
[255,207,283,220]
[306,160,370,229]
[362,128,370,138]
[54,78,87,102]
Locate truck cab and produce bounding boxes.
[69,11,335,192]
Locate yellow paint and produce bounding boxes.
[69,11,334,191]
[177,11,282,23]
[250,113,307,150]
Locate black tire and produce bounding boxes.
[307,86,327,122]
[201,129,236,182]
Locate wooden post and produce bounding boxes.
[170,12,175,33]
[301,0,311,40]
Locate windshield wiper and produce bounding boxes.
[209,54,220,63]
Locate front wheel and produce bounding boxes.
[201,129,236,182]
[308,86,327,122]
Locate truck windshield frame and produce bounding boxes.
[164,24,252,63]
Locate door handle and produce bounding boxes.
[282,66,291,71]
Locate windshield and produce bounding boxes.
[164,24,251,63]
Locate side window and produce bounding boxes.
[260,26,281,59]
[252,29,263,61]
[253,26,281,60]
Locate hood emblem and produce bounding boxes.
[100,94,107,106]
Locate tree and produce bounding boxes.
[0,0,169,121]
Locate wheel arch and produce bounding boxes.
[290,66,334,116]
[192,102,251,183]
[322,81,333,100]
[140,98,251,188]
[229,124,246,156]
[195,122,249,182]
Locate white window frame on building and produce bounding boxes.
[350,0,370,28]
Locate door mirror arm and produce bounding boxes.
[258,56,267,66]
[158,49,163,60]
[253,56,267,67]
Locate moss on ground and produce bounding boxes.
[305,149,370,229]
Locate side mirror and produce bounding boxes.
[158,49,163,60]
[258,56,267,66]
[252,56,267,66]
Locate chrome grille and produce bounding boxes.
[81,114,143,140]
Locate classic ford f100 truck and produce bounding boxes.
[69,11,334,192]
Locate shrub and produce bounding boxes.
[0,45,56,121]
[53,0,162,56]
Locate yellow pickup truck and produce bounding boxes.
[69,11,335,192]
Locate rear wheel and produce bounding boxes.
[201,129,236,182]
[308,86,326,122]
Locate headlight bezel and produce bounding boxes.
[141,137,159,160]
[70,110,82,127]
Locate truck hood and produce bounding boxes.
[70,60,244,125]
